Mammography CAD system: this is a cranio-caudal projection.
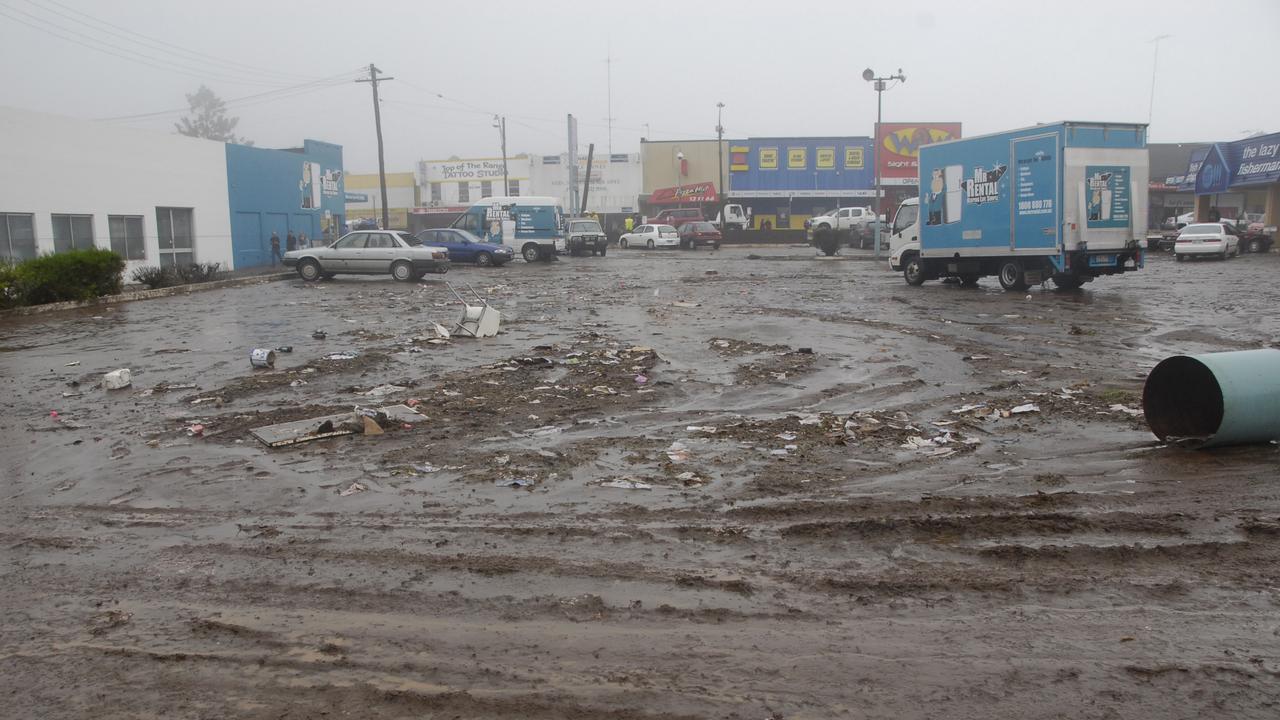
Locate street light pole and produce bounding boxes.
[494,115,508,196]
[675,149,684,209]
[864,67,906,261]
[716,102,725,229]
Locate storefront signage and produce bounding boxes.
[426,158,508,181]
[728,137,874,198]
[816,147,835,169]
[730,146,749,172]
[787,147,807,170]
[844,147,864,169]
[1232,133,1280,186]
[759,147,778,169]
[875,122,962,185]
[345,192,369,203]
[649,181,718,205]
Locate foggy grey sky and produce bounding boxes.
[2,0,1277,173]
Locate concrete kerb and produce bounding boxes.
[0,272,293,318]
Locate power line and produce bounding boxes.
[24,0,319,84]
[95,69,366,121]
[0,2,307,88]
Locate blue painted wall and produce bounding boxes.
[225,139,345,269]
[729,137,875,197]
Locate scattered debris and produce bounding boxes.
[312,330,327,339]
[495,477,535,488]
[338,481,367,496]
[322,352,358,361]
[666,441,691,464]
[64,360,80,367]
[672,301,700,308]
[449,283,502,337]
[102,368,132,390]
[635,374,648,384]
[599,478,652,490]
[686,425,717,433]
[1010,403,1041,415]
[362,384,406,397]
[249,348,276,368]
[952,403,988,414]
[1109,404,1143,416]
[361,416,383,435]
[185,424,205,437]
[276,345,293,353]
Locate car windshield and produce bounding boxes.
[404,234,424,246]
[686,222,714,231]
[570,221,602,232]
[1182,224,1222,234]
[658,225,677,234]
[893,204,919,233]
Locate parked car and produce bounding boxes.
[678,221,722,249]
[414,228,514,266]
[284,230,449,281]
[805,206,880,233]
[619,224,679,249]
[1174,223,1240,261]
[564,218,609,256]
[650,208,705,229]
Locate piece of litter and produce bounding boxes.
[600,478,652,490]
[495,477,534,488]
[290,380,308,387]
[634,374,648,384]
[672,301,699,308]
[323,352,358,361]
[686,425,717,433]
[1010,403,1040,414]
[185,424,204,437]
[411,463,440,474]
[362,384,406,397]
[770,449,789,456]
[666,441,691,464]
[1109,404,1143,416]
[103,368,132,390]
[338,481,367,496]
[495,454,510,466]
[952,403,988,414]
[776,432,797,441]
[64,361,80,367]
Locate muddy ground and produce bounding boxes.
[2,246,1279,719]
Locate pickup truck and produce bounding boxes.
[565,217,609,256]
[806,206,880,232]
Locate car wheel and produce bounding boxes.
[903,254,926,286]
[713,242,721,250]
[1248,238,1262,254]
[391,260,414,282]
[1175,254,1184,262]
[997,259,1028,291]
[646,239,655,249]
[475,251,493,267]
[297,259,322,282]
[321,272,335,280]
[522,244,542,262]
[620,238,628,249]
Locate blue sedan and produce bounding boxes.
[414,228,514,267]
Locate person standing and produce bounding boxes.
[270,232,282,266]
[624,215,634,233]
[286,231,297,252]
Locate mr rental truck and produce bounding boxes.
[451,196,567,262]
[888,122,1149,290]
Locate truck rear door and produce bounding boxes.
[1010,133,1060,253]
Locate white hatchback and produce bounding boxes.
[619,224,679,249]
[1174,223,1240,261]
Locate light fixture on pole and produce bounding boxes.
[675,149,685,209]
[864,67,906,261]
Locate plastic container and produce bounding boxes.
[1143,349,1280,448]
[249,348,276,369]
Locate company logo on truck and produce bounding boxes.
[963,164,1007,205]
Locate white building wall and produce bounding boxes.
[528,153,641,214]
[0,106,233,275]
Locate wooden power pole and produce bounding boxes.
[356,63,394,229]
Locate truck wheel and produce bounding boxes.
[1053,273,1084,290]
[997,260,1029,291]
[903,255,926,286]
[297,259,322,282]
[522,244,542,262]
[391,260,414,282]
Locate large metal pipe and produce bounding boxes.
[1143,349,1280,448]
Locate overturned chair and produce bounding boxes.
[448,282,502,338]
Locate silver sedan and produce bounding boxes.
[284,230,450,281]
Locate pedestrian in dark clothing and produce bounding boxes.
[270,232,282,266]
[286,231,297,252]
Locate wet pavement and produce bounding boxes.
[3,246,1280,718]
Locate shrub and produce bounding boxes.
[0,260,21,309]
[131,265,175,290]
[174,262,222,284]
[15,248,125,305]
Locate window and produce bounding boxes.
[334,233,366,249]
[394,232,416,247]
[108,215,145,260]
[430,182,442,203]
[1,213,37,262]
[52,214,94,252]
[457,182,470,203]
[453,212,482,234]
[156,207,194,267]
[507,179,520,196]
[480,181,493,198]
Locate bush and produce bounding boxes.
[131,265,176,289]
[13,248,125,305]
[0,260,21,309]
[174,262,222,284]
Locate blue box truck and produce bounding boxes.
[887,122,1149,290]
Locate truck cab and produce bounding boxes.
[713,204,747,230]
[887,197,920,272]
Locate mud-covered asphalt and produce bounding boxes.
[3,246,1280,719]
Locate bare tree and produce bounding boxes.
[175,85,252,145]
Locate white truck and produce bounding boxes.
[712,203,747,231]
[807,206,880,233]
